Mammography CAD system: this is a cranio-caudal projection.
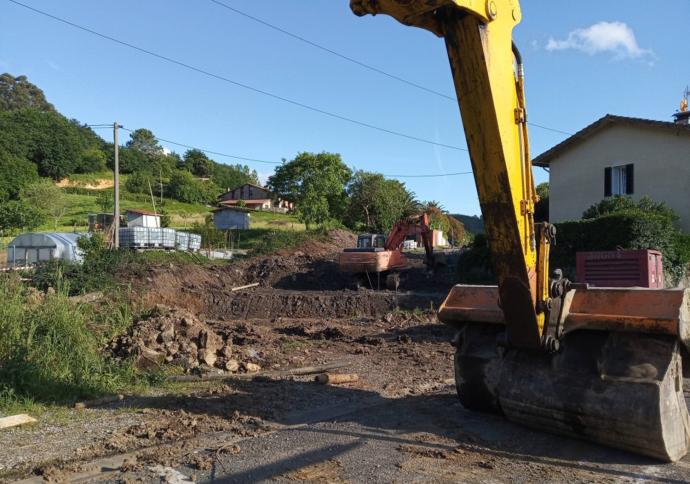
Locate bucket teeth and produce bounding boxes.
[454,326,690,461]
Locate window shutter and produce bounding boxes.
[604,167,612,197]
[626,164,634,194]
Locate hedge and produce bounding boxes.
[457,210,690,287]
[553,209,689,286]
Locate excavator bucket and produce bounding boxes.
[439,284,690,461]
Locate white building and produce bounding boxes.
[533,114,690,231]
[126,209,161,228]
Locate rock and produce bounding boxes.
[220,344,233,358]
[199,330,222,353]
[243,362,261,373]
[225,360,240,372]
[198,349,217,367]
[136,346,164,369]
[158,324,175,343]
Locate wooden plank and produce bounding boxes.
[0,414,37,429]
[230,282,260,292]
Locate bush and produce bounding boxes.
[252,230,311,256]
[0,200,46,233]
[0,275,136,406]
[125,171,153,195]
[456,233,496,283]
[553,210,687,285]
[582,196,676,221]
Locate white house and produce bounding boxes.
[533,114,690,231]
[126,209,161,228]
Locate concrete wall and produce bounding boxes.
[213,210,250,230]
[548,124,690,231]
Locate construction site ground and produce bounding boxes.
[3,230,690,483]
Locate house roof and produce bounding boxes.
[126,208,159,217]
[532,114,690,167]
[222,182,269,193]
[211,205,252,213]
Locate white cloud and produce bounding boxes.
[546,21,653,60]
[46,60,61,71]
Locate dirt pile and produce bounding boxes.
[238,229,356,290]
[106,306,258,373]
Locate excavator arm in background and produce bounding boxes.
[384,213,435,269]
[351,0,690,461]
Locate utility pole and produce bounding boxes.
[113,122,121,249]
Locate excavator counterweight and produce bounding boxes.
[351,0,690,461]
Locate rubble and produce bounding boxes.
[106,306,251,373]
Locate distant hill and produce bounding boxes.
[452,214,484,234]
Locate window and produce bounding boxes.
[604,164,634,196]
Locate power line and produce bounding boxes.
[208,0,455,101]
[208,0,574,137]
[8,0,467,152]
[91,123,472,177]
[119,127,281,165]
[382,171,472,178]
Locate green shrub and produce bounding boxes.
[456,233,496,283]
[252,230,311,256]
[553,209,687,285]
[0,275,136,406]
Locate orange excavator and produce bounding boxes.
[338,213,435,289]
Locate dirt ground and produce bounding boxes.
[3,231,690,483]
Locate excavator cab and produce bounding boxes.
[355,234,387,250]
[351,0,690,461]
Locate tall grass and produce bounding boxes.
[0,274,137,409]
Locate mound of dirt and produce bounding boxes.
[106,306,257,373]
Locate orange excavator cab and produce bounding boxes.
[339,213,435,289]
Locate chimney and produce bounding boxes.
[673,111,690,125]
[674,87,690,125]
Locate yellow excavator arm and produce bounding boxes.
[352,0,690,462]
[352,0,550,349]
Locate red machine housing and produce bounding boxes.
[576,249,664,288]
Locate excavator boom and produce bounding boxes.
[351,0,690,461]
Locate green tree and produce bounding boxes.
[345,171,419,233]
[124,171,153,194]
[0,73,55,112]
[211,162,259,191]
[535,182,549,222]
[268,152,351,228]
[182,149,213,177]
[96,191,114,213]
[78,148,108,173]
[421,202,466,247]
[0,200,46,233]
[0,108,104,179]
[0,147,38,201]
[20,180,68,229]
[167,170,218,204]
[126,128,162,156]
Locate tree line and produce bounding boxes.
[267,152,465,244]
[0,73,259,233]
[0,73,464,243]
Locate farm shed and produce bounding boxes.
[126,209,161,228]
[213,206,251,230]
[6,232,87,267]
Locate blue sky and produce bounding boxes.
[1,0,688,215]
